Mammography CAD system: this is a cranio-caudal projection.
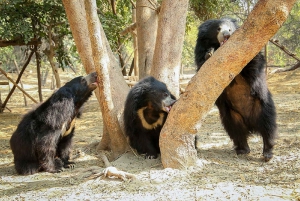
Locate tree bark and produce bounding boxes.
[150,0,189,98]
[63,0,130,160]
[160,0,297,169]
[136,0,158,79]
[62,0,96,74]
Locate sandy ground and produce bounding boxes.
[0,68,299,201]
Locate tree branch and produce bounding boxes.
[120,23,137,36]
[269,38,300,62]
[0,38,41,47]
[270,61,300,73]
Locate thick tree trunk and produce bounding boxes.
[150,0,189,98]
[136,0,158,79]
[160,0,296,169]
[62,0,96,74]
[62,0,130,160]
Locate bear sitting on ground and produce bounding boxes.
[10,72,98,175]
[123,76,176,159]
[194,17,277,161]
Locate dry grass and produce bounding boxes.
[0,68,299,200]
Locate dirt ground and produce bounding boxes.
[0,68,299,201]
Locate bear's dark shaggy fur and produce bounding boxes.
[10,72,98,175]
[123,76,176,159]
[194,17,277,161]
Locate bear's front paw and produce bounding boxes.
[64,161,76,169]
[235,147,250,155]
[263,151,273,162]
[205,48,215,60]
[145,153,158,159]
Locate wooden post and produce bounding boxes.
[1,50,35,111]
[0,68,38,104]
[35,46,43,102]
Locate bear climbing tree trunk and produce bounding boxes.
[62,0,130,160]
[159,0,297,169]
[150,0,189,98]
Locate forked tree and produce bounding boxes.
[63,0,296,169]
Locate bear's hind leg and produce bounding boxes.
[57,128,75,169]
[37,131,64,173]
[132,134,159,159]
[14,159,39,175]
[258,100,277,161]
[218,103,251,155]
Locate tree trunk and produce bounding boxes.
[63,0,130,160]
[136,0,158,79]
[132,6,138,76]
[62,0,95,74]
[160,0,296,169]
[150,0,189,98]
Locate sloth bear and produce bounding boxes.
[10,72,98,175]
[123,76,176,159]
[194,17,277,161]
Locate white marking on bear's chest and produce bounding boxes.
[61,118,76,137]
[137,107,165,130]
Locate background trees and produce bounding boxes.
[1,0,299,78]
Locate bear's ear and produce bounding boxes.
[229,18,239,28]
[230,18,237,23]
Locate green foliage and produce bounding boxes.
[269,1,300,66]
[1,0,298,72]
[96,0,132,53]
[0,0,68,40]
[189,0,232,21]
[0,0,73,70]
[0,46,13,70]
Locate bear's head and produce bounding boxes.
[195,17,240,71]
[197,17,238,50]
[134,76,176,113]
[52,72,98,106]
[65,72,98,99]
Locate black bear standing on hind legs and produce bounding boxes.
[10,72,98,175]
[194,17,277,161]
[123,76,176,159]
